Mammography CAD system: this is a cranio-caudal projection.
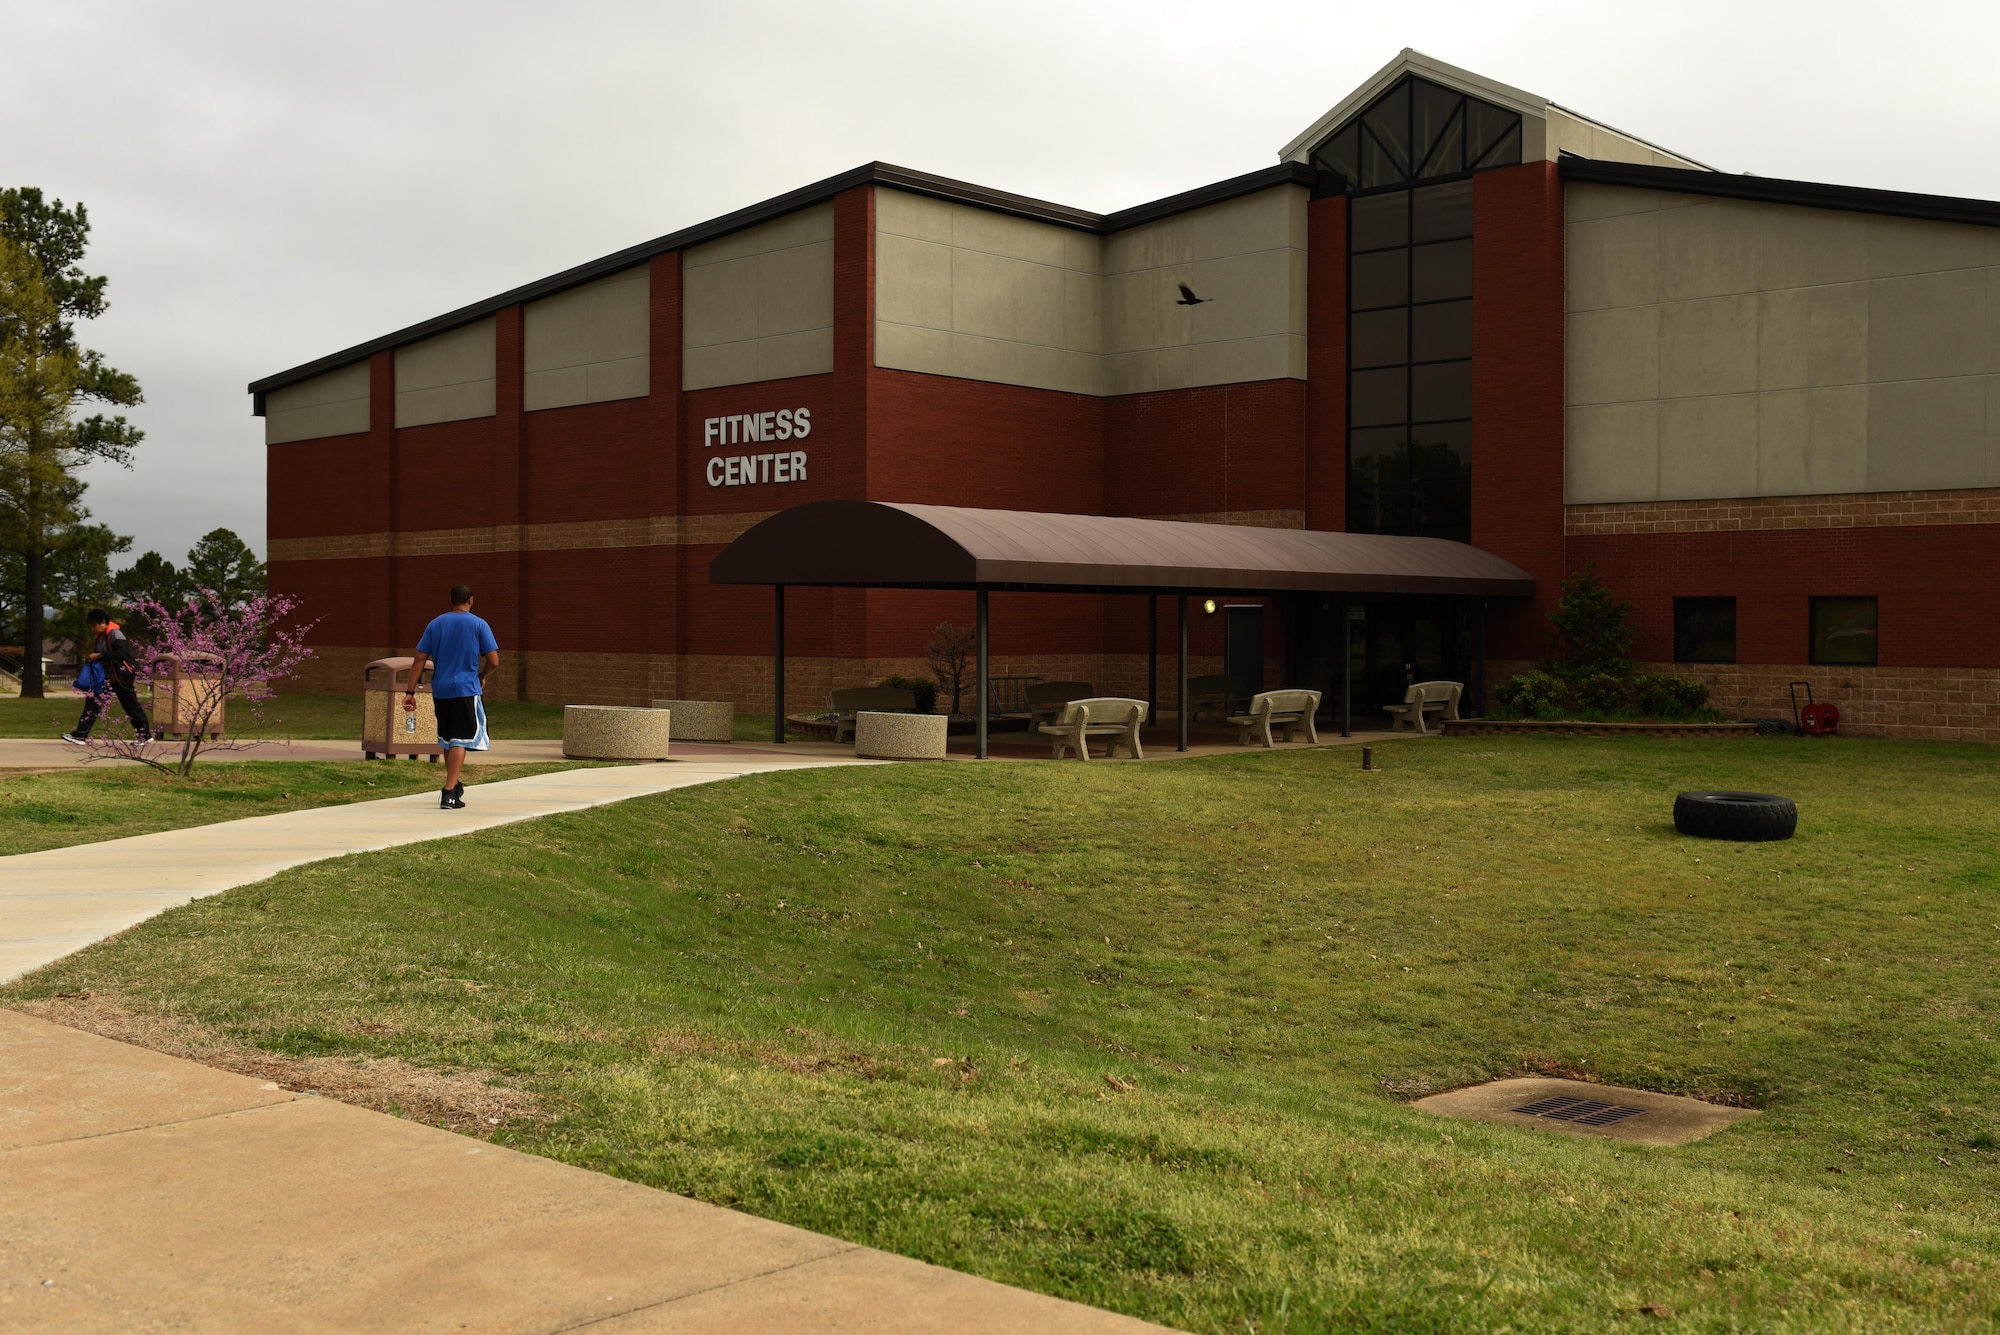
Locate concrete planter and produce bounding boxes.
[563,705,671,760]
[650,699,734,743]
[854,710,947,760]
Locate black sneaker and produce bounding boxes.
[60,732,88,746]
[439,787,457,809]
[442,785,466,810]
[451,782,465,801]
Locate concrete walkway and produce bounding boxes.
[0,1009,1170,1333]
[0,757,862,985]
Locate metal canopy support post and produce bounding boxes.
[1475,598,1488,719]
[1340,598,1352,739]
[975,587,990,761]
[773,584,786,744]
[1146,596,1158,724]
[1176,595,1189,753]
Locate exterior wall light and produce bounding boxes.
[1203,598,1218,614]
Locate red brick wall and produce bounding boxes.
[1570,524,2000,669]
[1472,161,1566,662]
[1103,380,1304,520]
[267,433,371,539]
[1304,194,1347,532]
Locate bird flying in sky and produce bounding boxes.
[1176,283,1209,306]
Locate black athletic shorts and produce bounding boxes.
[434,695,482,747]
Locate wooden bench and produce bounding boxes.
[1383,681,1462,734]
[1038,697,1147,761]
[828,686,916,744]
[1184,673,1244,725]
[1023,680,1095,731]
[1227,689,1322,748]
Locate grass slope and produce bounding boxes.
[8,737,1997,1332]
[0,761,588,856]
[0,694,774,741]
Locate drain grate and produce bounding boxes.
[1511,1094,1649,1127]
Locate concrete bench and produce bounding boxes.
[1185,673,1245,726]
[828,687,917,744]
[1384,681,1462,735]
[563,705,671,760]
[854,710,948,760]
[1038,697,1147,761]
[1021,681,1095,730]
[1228,688,1322,748]
[650,699,733,743]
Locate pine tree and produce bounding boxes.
[1542,566,1634,684]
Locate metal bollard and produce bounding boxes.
[1361,745,1376,771]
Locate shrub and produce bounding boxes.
[1495,670,1567,720]
[1575,672,1629,713]
[926,622,976,714]
[1634,672,1709,718]
[1543,566,1634,685]
[878,674,938,715]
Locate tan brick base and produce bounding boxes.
[1481,658,2000,742]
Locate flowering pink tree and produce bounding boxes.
[81,591,317,777]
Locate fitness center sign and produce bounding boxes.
[704,407,811,488]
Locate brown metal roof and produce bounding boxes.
[709,501,1534,597]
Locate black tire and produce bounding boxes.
[1674,791,1797,842]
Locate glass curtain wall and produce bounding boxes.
[1308,76,1523,544]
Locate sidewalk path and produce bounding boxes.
[0,757,860,985]
[0,1009,1171,1333]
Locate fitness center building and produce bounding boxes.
[254,50,2000,740]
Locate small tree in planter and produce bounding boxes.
[82,590,316,777]
[926,621,976,716]
[1542,566,1634,689]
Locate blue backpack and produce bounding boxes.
[75,660,106,694]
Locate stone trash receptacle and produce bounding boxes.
[650,699,733,743]
[564,705,672,761]
[854,710,947,761]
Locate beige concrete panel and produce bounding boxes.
[1756,288,1809,391]
[523,269,649,411]
[874,321,954,378]
[1806,384,1870,492]
[1187,248,1297,343]
[1989,376,2000,483]
[1659,295,1758,398]
[1867,376,1989,489]
[1868,268,1987,382]
[1806,282,1869,387]
[945,332,1094,396]
[395,319,496,427]
[1567,209,1661,312]
[681,341,759,393]
[753,327,835,384]
[874,188,955,245]
[682,254,760,347]
[265,362,370,444]
[874,232,954,330]
[1563,182,1683,225]
[1064,267,1102,355]
[757,239,838,333]
[947,205,1071,268]
[1990,265,2000,374]
[1181,334,1302,388]
[1566,306,1659,405]
[1565,401,1659,503]
[1102,349,1158,397]
[1756,388,1810,494]
[1100,269,1172,355]
[1519,112,1546,165]
[1867,213,1988,279]
[1658,200,1761,301]
[1659,394,1759,498]
[1756,204,1869,290]
[950,247,1068,347]
[684,201,834,268]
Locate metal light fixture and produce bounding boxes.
[1203,598,1217,614]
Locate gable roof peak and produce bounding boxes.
[1279,49,1549,163]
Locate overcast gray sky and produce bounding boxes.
[5,0,1995,565]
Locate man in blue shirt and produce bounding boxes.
[402,584,499,809]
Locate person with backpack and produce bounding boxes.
[401,583,499,809]
[62,609,152,744]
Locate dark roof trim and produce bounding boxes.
[1559,152,2000,229]
[248,162,1316,403]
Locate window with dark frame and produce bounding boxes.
[1810,597,1878,666]
[1673,597,1737,663]
[1310,76,1522,545]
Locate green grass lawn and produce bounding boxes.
[7,737,1997,1332]
[0,693,774,741]
[0,761,589,856]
